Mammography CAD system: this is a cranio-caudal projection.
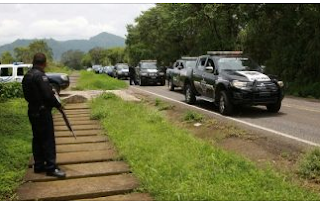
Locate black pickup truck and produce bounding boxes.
[135,60,165,86]
[166,57,197,91]
[183,51,284,115]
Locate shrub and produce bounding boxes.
[299,148,320,181]
[183,110,204,122]
[0,82,24,102]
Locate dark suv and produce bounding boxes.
[183,51,284,115]
[135,60,165,86]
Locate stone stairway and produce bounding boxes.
[16,103,152,201]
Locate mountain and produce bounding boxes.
[0,32,125,60]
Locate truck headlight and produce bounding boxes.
[231,80,248,89]
[60,74,69,81]
[277,81,284,88]
[159,72,164,76]
[141,72,148,76]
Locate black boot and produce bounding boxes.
[46,168,66,178]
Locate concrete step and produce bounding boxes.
[29,149,118,167]
[24,161,130,182]
[64,104,89,110]
[56,136,107,145]
[54,124,100,131]
[57,142,113,153]
[74,193,153,201]
[55,130,101,138]
[54,117,94,122]
[54,120,99,126]
[17,174,138,201]
[53,113,91,119]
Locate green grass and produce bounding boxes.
[299,148,320,181]
[0,99,32,201]
[46,62,72,75]
[74,71,128,90]
[90,93,320,201]
[183,110,204,122]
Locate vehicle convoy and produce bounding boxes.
[135,60,165,86]
[114,63,129,79]
[182,51,284,115]
[166,57,197,91]
[0,63,69,94]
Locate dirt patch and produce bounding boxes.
[132,91,320,192]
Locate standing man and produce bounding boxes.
[22,53,66,178]
[129,65,135,85]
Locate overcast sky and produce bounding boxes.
[0,4,155,46]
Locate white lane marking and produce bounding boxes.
[132,86,320,147]
[283,104,320,113]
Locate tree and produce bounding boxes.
[14,46,31,63]
[29,40,53,61]
[1,51,14,64]
[106,47,126,65]
[61,50,85,70]
[88,47,107,65]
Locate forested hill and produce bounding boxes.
[0,32,125,60]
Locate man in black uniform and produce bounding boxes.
[129,65,135,85]
[22,53,66,178]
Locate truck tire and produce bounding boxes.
[139,79,145,86]
[51,83,60,94]
[219,91,233,115]
[168,78,175,91]
[160,79,165,86]
[266,101,281,113]
[185,84,196,104]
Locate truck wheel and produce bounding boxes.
[139,79,145,86]
[185,84,196,104]
[168,79,175,91]
[219,91,233,115]
[51,83,60,94]
[266,101,281,113]
[161,80,165,86]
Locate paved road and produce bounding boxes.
[130,83,320,147]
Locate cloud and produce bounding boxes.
[0,4,155,45]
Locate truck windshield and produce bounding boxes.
[217,57,261,72]
[141,63,157,69]
[118,64,129,69]
[185,60,197,69]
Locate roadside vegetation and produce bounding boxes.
[299,148,320,182]
[46,62,73,75]
[74,71,128,90]
[90,93,320,200]
[0,99,32,201]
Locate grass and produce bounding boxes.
[183,110,204,122]
[46,62,72,75]
[90,93,320,201]
[299,148,320,181]
[0,99,32,201]
[74,71,128,90]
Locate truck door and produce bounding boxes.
[203,58,217,99]
[193,57,207,95]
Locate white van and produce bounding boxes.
[0,63,32,83]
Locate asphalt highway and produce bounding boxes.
[130,84,320,147]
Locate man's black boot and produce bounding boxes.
[34,167,46,173]
[46,168,66,178]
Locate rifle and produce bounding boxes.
[53,90,76,139]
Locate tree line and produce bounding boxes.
[0,40,126,70]
[125,4,320,98]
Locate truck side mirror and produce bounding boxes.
[178,66,183,70]
[205,66,214,73]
